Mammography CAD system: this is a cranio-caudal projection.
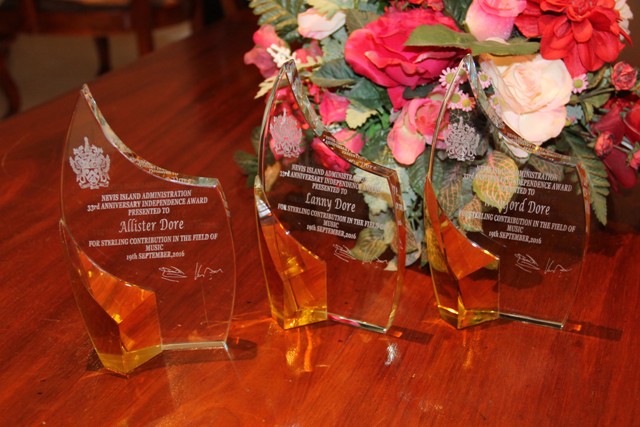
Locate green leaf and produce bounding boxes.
[472,151,519,212]
[345,78,386,110]
[233,151,257,174]
[408,151,428,196]
[249,0,305,42]
[360,127,388,160]
[307,0,353,19]
[345,9,379,33]
[528,155,565,182]
[346,101,377,128]
[581,101,595,125]
[584,92,612,109]
[403,83,437,101]
[438,176,462,218]
[310,58,357,88]
[233,151,258,187]
[406,25,540,56]
[442,0,472,26]
[563,131,610,225]
[320,28,347,62]
[458,197,484,232]
[346,79,381,103]
[349,227,388,262]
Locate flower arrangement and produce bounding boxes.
[238,0,640,262]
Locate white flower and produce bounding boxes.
[615,0,633,36]
[266,44,296,68]
[297,8,346,40]
[480,54,573,152]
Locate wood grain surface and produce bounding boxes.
[0,11,639,426]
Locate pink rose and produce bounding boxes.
[344,8,462,110]
[612,62,638,91]
[466,0,527,41]
[297,8,346,40]
[244,25,287,78]
[319,91,349,125]
[311,129,365,172]
[387,96,446,165]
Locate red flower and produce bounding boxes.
[344,7,462,109]
[623,102,640,144]
[602,149,637,191]
[515,0,625,76]
[593,99,640,190]
[612,62,638,91]
[595,131,615,157]
[592,100,626,142]
[630,149,640,171]
[407,0,444,10]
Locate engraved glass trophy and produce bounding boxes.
[255,60,406,333]
[60,86,236,374]
[424,55,590,329]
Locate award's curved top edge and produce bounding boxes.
[78,85,221,190]
[462,55,578,167]
[428,55,580,179]
[260,61,401,183]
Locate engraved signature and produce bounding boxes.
[194,262,223,280]
[332,244,389,266]
[514,253,539,273]
[159,266,187,282]
[514,253,572,275]
[544,258,572,274]
[159,263,223,282]
[333,244,356,262]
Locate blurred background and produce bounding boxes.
[0,1,638,119]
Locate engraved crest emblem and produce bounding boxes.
[445,117,481,162]
[270,111,303,158]
[69,137,111,189]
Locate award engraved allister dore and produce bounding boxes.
[60,86,236,374]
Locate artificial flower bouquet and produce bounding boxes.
[238,0,640,265]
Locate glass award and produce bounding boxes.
[60,86,236,374]
[424,55,590,329]
[255,60,407,333]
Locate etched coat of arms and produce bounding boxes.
[69,137,110,189]
[270,112,303,158]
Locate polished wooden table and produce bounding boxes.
[1,12,639,426]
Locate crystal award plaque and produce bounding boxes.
[60,86,236,374]
[424,55,590,329]
[255,61,407,333]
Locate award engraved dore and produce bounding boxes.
[60,86,236,374]
[424,55,590,329]
[255,60,407,333]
